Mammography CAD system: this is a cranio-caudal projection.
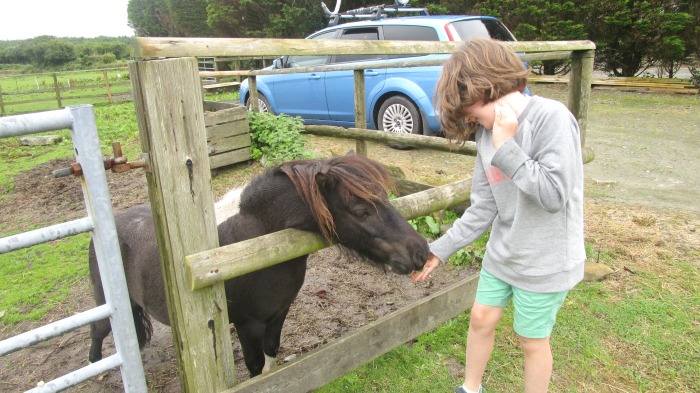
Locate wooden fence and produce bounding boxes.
[0,67,243,118]
[0,67,132,116]
[128,37,595,392]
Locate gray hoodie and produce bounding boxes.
[429,96,585,293]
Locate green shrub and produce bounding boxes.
[100,53,117,64]
[689,65,700,87]
[248,111,314,166]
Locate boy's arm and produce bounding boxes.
[428,149,497,264]
[492,106,581,212]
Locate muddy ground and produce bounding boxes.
[0,84,698,392]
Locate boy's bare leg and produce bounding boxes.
[519,336,553,393]
[464,302,504,391]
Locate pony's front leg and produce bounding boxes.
[261,308,290,373]
[234,320,267,377]
[262,354,277,373]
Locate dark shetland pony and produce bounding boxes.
[87,153,429,377]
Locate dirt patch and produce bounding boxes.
[537,84,700,213]
[1,84,699,391]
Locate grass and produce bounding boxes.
[1,86,699,391]
[318,231,700,392]
[0,234,89,324]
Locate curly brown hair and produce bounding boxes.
[435,38,529,142]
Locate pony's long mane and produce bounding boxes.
[278,154,394,243]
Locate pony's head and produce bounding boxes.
[279,153,428,274]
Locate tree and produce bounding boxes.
[587,0,694,77]
[94,42,131,60]
[127,0,171,36]
[122,0,698,78]
[168,0,214,36]
[654,10,692,78]
[432,0,479,15]
[207,0,326,38]
[475,0,590,74]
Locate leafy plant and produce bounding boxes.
[449,231,489,268]
[248,111,314,167]
[409,215,441,238]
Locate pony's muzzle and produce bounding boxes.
[386,237,428,275]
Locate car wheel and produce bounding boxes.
[377,96,422,150]
[245,94,273,114]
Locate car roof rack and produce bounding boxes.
[322,0,429,26]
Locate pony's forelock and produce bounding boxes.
[279,155,392,244]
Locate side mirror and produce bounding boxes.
[273,57,283,69]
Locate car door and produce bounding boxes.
[324,27,388,126]
[269,30,337,121]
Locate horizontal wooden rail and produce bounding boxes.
[304,125,477,155]
[530,74,698,94]
[202,81,241,90]
[186,178,472,291]
[0,93,124,108]
[198,52,574,78]
[133,37,595,58]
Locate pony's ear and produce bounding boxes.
[315,172,336,192]
[345,149,356,156]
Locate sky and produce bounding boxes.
[0,0,134,41]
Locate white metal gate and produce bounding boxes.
[0,105,147,392]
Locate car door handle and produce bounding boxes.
[308,74,321,80]
[365,70,379,76]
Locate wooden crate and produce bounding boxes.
[203,101,252,169]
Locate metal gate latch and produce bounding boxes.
[52,142,150,178]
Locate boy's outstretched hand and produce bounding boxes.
[412,253,441,282]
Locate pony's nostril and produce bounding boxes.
[412,244,429,269]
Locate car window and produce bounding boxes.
[285,30,337,68]
[451,19,516,41]
[333,28,385,64]
[383,25,439,41]
[382,25,439,59]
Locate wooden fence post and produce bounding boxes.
[103,69,113,104]
[568,48,595,163]
[129,57,237,392]
[248,76,258,112]
[353,69,368,156]
[52,73,62,108]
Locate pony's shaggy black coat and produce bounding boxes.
[88,154,429,377]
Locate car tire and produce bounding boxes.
[245,94,273,114]
[377,96,422,150]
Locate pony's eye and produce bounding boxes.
[353,208,371,218]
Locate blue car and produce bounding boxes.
[240,15,522,137]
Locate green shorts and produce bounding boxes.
[475,268,569,339]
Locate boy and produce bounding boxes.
[412,38,585,393]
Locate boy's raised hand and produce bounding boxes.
[491,98,519,149]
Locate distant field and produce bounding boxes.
[0,68,131,115]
